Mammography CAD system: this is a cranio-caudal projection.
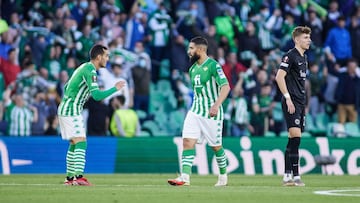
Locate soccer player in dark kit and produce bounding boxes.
[275,26,312,187]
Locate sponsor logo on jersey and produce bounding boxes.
[283,56,289,62]
[280,56,289,68]
[300,70,307,78]
[92,75,97,82]
[217,68,226,79]
[280,62,289,67]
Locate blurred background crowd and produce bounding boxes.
[0,0,360,138]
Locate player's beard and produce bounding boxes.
[189,53,200,65]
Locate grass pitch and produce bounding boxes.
[0,174,359,203]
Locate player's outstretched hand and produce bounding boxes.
[114,81,126,90]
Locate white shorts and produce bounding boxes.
[58,115,86,140]
[182,111,223,146]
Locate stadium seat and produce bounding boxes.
[302,131,312,137]
[305,113,316,132]
[159,59,170,79]
[272,102,283,121]
[315,113,328,131]
[156,79,172,93]
[141,120,160,136]
[135,110,147,120]
[168,110,186,136]
[280,131,289,137]
[264,131,276,137]
[138,130,151,137]
[327,122,347,138]
[344,122,360,137]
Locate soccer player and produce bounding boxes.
[58,44,125,186]
[168,36,230,186]
[275,26,312,187]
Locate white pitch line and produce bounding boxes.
[314,189,360,197]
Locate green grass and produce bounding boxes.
[0,174,359,203]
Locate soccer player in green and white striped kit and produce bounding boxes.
[58,44,125,186]
[168,36,230,186]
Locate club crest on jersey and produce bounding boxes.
[217,69,226,79]
[92,75,97,82]
[203,66,208,71]
[280,56,289,67]
[283,56,289,62]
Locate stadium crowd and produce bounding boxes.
[0,0,360,137]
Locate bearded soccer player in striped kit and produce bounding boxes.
[168,36,230,186]
[58,44,125,186]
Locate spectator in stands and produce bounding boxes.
[249,82,274,136]
[284,0,303,25]
[41,43,66,82]
[308,63,327,123]
[349,13,360,62]
[148,2,172,82]
[241,58,260,100]
[124,3,145,51]
[191,24,218,59]
[224,80,250,137]
[323,0,341,38]
[3,86,38,136]
[236,21,262,68]
[176,2,206,41]
[222,52,246,91]
[132,41,151,113]
[0,48,21,87]
[0,27,14,60]
[253,3,276,54]
[56,70,69,101]
[86,81,110,136]
[76,24,95,64]
[16,61,49,105]
[31,90,50,135]
[110,95,140,138]
[214,5,243,52]
[334,58,360,124]
[324,15,352,67]
[98,62,131,108]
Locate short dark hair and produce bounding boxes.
[117,95,126,105]
[190,36,208,46]
[292,26,311,39]
[89,44,108,60]
[7,48,15,55]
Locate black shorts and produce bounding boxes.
[281,98,305,132]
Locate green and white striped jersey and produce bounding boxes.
[189,57,229,120]
[6,104,33,136]
[58,62,100,116]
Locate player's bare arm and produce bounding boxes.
[275,69,295,114]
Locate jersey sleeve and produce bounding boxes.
[212,62,229,87]
[85,66,117,101]
[85,68,100,92]
[279,53,293,73]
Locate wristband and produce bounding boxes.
[284,93,290,99]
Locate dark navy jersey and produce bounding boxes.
[279,48,308,105]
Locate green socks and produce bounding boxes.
[181,149,195,175]
[74,141,87,176]
[181,148,227,175]
[215,147,227,175]
[66,144,76,177]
